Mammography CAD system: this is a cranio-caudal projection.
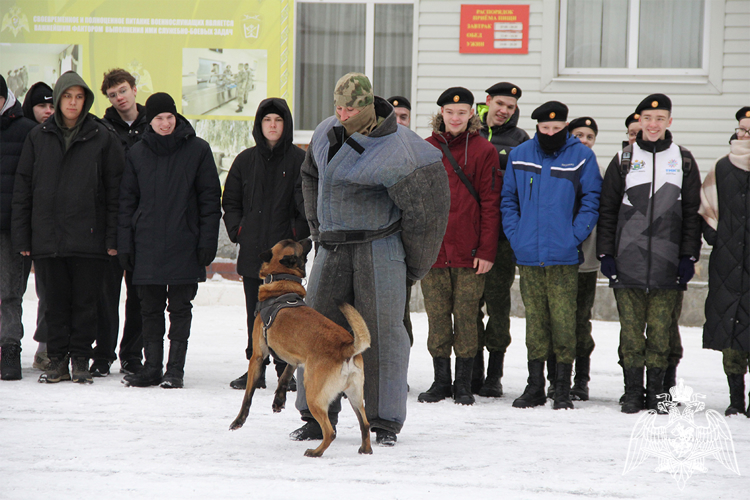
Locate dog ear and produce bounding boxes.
[299,238,313,258]
[259,249,273,263]
[279,255,298,269]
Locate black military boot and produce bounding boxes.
[124,341,163,387]
[289,416,338,441]
[553,363,574,410]
[161,340,187,388]
[0,344,22,380]
[621,367,645,414]
[71,357,93,384]
[478,351,504,397]
[619,365,627,405]
[664,363,678,393]
[546,353,556,399]
[38,355,71,383]
[453,357,475,405]
[512,360,547,408]
[418,357,452,403]
[645,367,667,414]
[725,374,746,416]
[471,349,485,394]
[570,356,590,401]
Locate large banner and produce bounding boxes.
[0,0,293,121]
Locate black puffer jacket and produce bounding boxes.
[0,98,36,230]
[12,72,124,258]
[101,103,149,152]
[703,153,750,353]
[118,116,221,285]
[222,98,308,278]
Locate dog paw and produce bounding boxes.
[229,419,245,431]
[272,402,286,413]
[358,446,373,455]
[304,448,324,458]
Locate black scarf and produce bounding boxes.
[537,126,568,155]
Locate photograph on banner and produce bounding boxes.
[182,48,267,118]
[0,43,80,102]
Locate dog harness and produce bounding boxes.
[254,274,307,337]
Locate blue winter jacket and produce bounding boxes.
[501,133,602,266]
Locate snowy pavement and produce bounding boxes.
[2,279,748,499]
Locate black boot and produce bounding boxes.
[418,357,452,403]
[0,344,22,380]
[664,363,677,392]
[570,356,590,401]
[161,340,187,388]
[478,351,504,397]
[471,349,485,394]
[71,357,93,384]
[725,374,746,416]
[646,367,667,414]
[546,353,556,399]
[512,360,547,408]
[553,362,574,410]
[124,341,163,387]
[619,365,627,405]
[453,357,475,405]
[289,416,338,441]
[622,367,645,414]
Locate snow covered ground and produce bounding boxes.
[2,279,748,499]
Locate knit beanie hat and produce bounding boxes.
[146,92,177,122]
[26,83,54,108]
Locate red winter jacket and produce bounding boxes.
[426,114,501,268]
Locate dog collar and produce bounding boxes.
[263,273,303,285]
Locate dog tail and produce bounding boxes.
[336,299,371,356]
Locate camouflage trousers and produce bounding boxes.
[422,267,485,359]
[614,288,680,370]
[575,271,597,358]
[477,239,515,354]
[617,291,683,367]
[723,348,750,375]
[519,265,578,364]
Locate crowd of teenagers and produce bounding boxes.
[0,69,749,448]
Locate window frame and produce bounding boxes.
[293,0,416,142]
[557,0,711,77]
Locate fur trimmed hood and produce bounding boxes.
[430,112,483,135]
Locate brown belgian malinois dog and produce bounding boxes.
[229,239,372,457]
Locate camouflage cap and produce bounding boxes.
[334,72,374,108]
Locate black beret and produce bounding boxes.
[387,96,411,110]
[568,117,598,136]
[485,82,522,99]
[736,106,750,122]
[625,112,640,128]
[437,87,474,107]
[635,93,671,114]
[531,101,568,122]
[145,92,177,123]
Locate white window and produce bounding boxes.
[294,0,414,132]
[559,0,709,76]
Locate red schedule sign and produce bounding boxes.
[459,4,529,54]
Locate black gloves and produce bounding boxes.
[678,256,696,285]
[600,255,617,280]
[118,253,135,273]
[197,247,216,267]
